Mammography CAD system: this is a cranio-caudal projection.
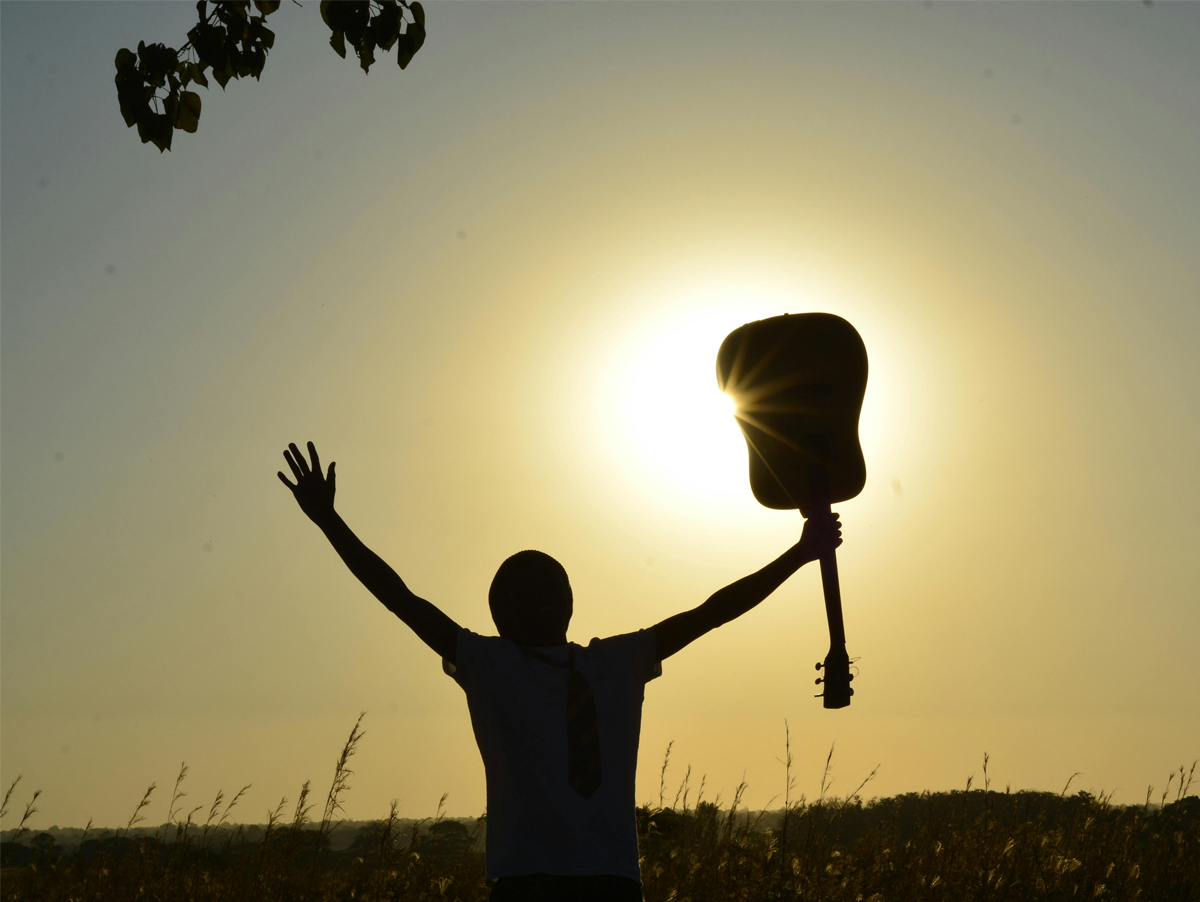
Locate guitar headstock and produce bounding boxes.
[815,644,854,709]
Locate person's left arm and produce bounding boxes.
[651,513,841,661]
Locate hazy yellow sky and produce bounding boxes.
[2,2,1197,828]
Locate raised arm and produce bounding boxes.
[652,513,841,661]
[277,441,459,662]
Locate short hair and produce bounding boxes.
[489,550,573,631]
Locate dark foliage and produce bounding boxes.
[114,0,425,152]
[3,792,1196,901]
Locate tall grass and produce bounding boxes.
[2,717,1196,902]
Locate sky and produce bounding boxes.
[2,1,1197,829]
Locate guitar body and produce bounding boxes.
[716,313,868,708]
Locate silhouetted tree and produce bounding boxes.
[426,819,473,860]
[115,0,425,152]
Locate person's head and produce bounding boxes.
[489,550,573,646]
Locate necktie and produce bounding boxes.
[521,647,602,799]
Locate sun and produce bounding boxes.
[621,326,744,493]
[594,288,790,513]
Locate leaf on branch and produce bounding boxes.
[174,91,202,132]
[359,40,376,74]
[396,23,424,70]
[189,22,228,73]
[212,59,235,89]
[246,46,267,80]
[219,2,249,23]
[396,3,425,69]
[136,41,179,89]
[137,111,173,152]
[114,48,148,126]
[329,29,347,59]
[253,0,280,14]
[230,44,249,78]
[340,2,370,45]
[370,4,402,52]
[115,84,146,127]
[115,48,137,72]
[187,61,209,88]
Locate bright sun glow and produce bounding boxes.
[595,286,794,513]
[588,276,902,528]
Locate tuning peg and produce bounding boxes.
[849,688,855,696]
[815,662,823,670]
[815,677,823,685]
[848,674,854,682]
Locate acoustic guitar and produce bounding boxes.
[716,313,868,708]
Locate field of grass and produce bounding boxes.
[2,719,1196,901]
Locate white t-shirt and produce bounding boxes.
[445,627,660,882]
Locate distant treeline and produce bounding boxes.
[1,816,482,856]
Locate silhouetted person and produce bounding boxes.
[279,441,840,902]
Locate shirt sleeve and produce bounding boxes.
[590,629,661,683]
[444,629,524,690]
[643,628,663,682]
[443,627,473,688]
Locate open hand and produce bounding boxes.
[798,512,842,562]
[278,441,336,526]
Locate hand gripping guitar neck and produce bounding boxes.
[716,313,868,709]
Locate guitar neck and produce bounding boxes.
[806,474,846,650]
[817,543,846,649]
[808,493,852,709]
